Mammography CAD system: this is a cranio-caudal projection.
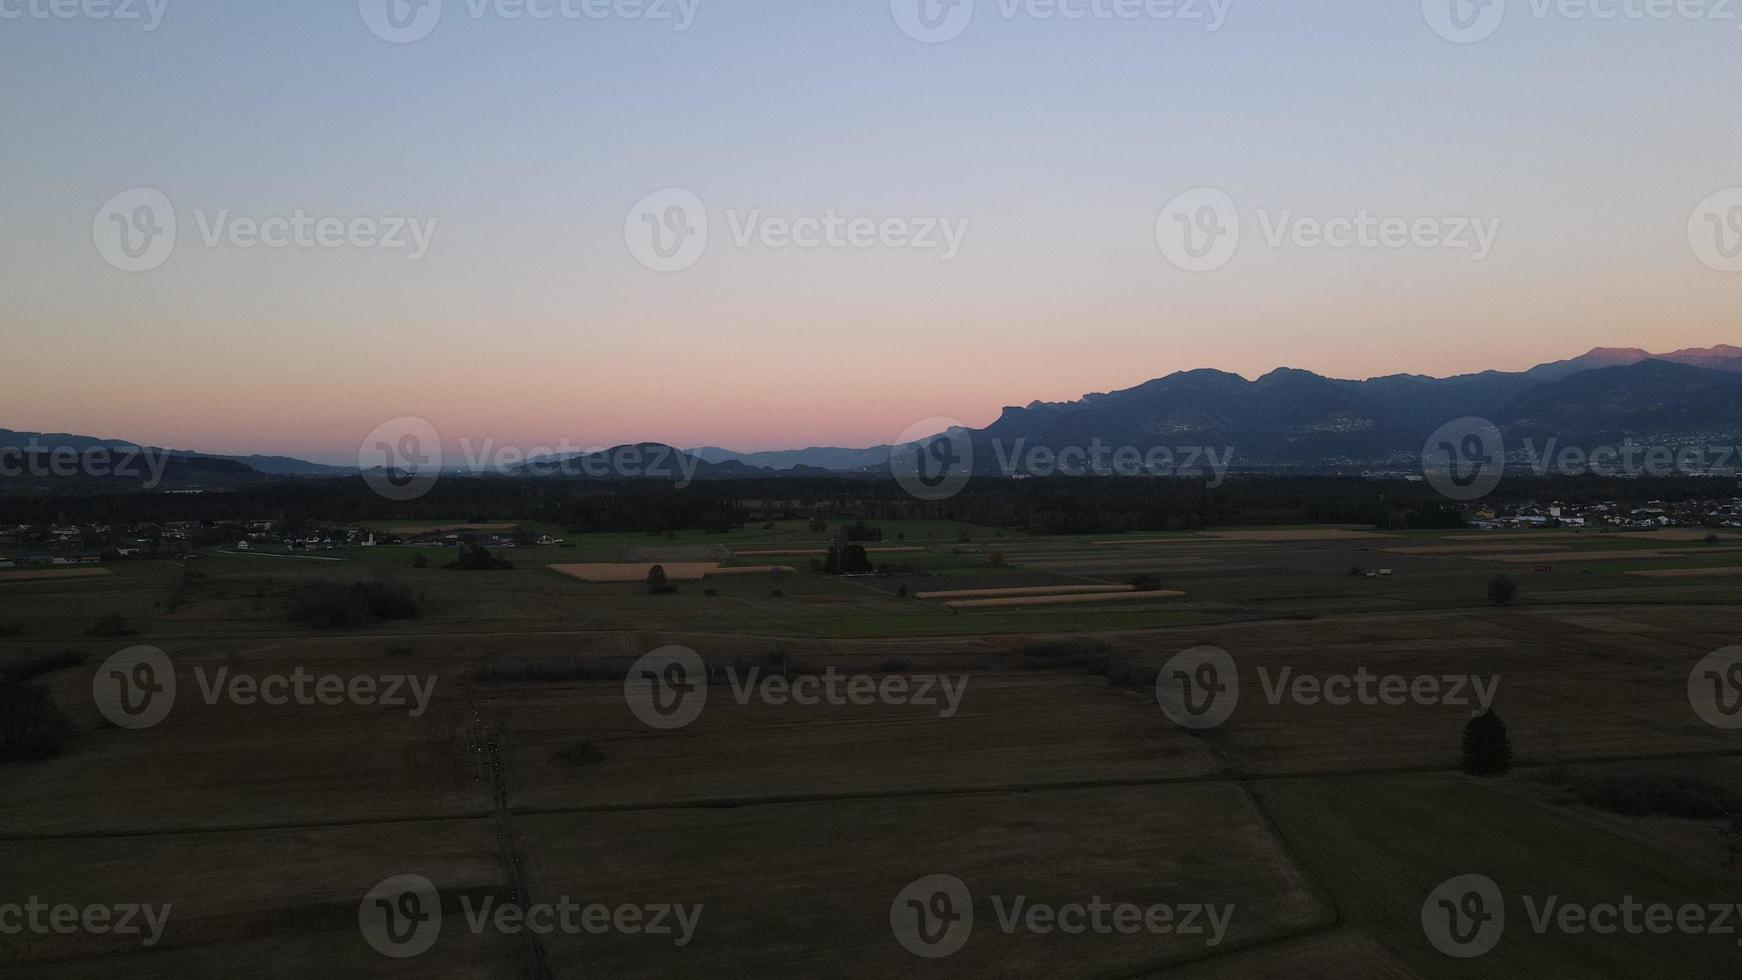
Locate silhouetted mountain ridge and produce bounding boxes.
[7,345,1741,481]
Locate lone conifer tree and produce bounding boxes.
[1487,574,1518,606]
[1461,709,1513,775]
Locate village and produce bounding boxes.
[4,496,1741,569]
[0,520,564,567]
[1465,497,1742,531]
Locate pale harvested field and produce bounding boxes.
[1631,566,1742,578]
[494,674,1220,809]
[944,590,1186,610]
[915,585,1135,600]
[1091,537,1212,546]
[1447,531,1587,541]
[1381,543,1571,556]
[1018,558,1212,570]
[733,547,926,557]
[1481,547,1742,564]
[0,566,114,582]
[1203,529,1396,542]
[1625,529,1742,542]
[517,784,1331,979]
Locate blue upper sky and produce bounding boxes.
[3,0,1739,460]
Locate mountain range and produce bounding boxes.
[6,345,1740,485]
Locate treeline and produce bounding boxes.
[1,473,1735,536]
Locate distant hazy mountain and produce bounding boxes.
[9,345,1742,484]
[694,346,1742,473]
[1499,361,1742,440]
[688,445,894,472]
[957,352,1742,472]
[510,443,819,481]
[1523,345,1742,381]
[0,430,353,476]
[0,441,262,492]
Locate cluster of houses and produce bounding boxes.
[256,525,564,554]
[2,519,568,564]
[0,550,103,569]
[1,523,107,565]
[1468,498,1742,530]
[395,528,564,549]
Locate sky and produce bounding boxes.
[3,0,1740,464]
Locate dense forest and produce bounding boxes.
[3,474,1737,536]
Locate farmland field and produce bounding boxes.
[4,522,1741,976]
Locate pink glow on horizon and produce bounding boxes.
[5,329,1731,463]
